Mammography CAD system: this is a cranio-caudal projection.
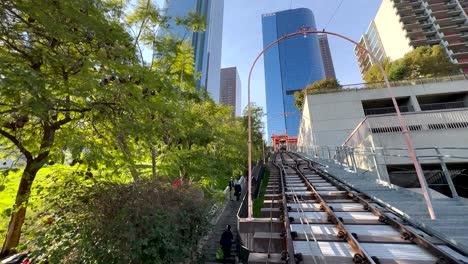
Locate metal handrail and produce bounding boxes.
[309,73,468,95]
[343,108,468,146]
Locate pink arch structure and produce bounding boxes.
[245,27,436,221]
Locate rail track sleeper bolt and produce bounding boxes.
[436,257,449,264]
[363,204,369,211]
[337,230,346,239]
[371,256,381,264]
[329,206,334,211]
[351,232,359,240]
[291,231,298,238]
[294,253,303,262]
[338,217,344,222]
[280,250,288,260]
[353,253,365,264]
[288,216,294,223]
[287,206,292,211]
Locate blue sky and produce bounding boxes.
[221,0,382,114]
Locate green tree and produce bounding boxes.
[0,0,146,254]
[294,79,341,110]
[402,45,458,78]
[363,46,458,83]
[0,0,254,258]
[242,103,266,163]
[363,59,392,83]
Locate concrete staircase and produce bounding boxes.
[244,163,287,263]
[300,153,468,254]
[202,192,245,263]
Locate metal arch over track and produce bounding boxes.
[271,151,468,264]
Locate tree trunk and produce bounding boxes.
[150,147,157,178]
[117,135,139,181]
[1,162,39,257]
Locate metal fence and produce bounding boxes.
[344,108,468,146]
[310,73,468,95]
[297,145,468,200]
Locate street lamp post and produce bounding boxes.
[246,27,436,220]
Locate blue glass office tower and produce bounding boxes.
[262,8,325,143]
[161,0,224,102]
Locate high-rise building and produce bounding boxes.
[318,34,336,79]
[161,0,224,102]
[262,8,325,142]
[355,0,468,76]
[355,21,388,75]
[220,67,242,116]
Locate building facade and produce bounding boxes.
[262,8,325,142]
[355,21,389,75]
[161,0,224,102]
[318,34,337,79]
[220,67,241,116]
[355,0,468,76]
[298,77,468,198]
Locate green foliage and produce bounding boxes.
[26,177,211,263]
[401,45,458,77]
[363,59,392,83]
[242,103,266,164]
[253,169,270,218]
[294,79,341,110]
[0,0,265,257]
[363,46,458,83]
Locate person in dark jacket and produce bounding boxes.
[234,182,242,201]
[220,224,233,262]
[228,177,234,201]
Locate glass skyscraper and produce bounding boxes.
[262,8,325,143]
[161,0,224,102]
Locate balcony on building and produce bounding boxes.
[409,35,441,46]
[407,27,438,38]
[437,15,467,28]
[403,19,433,31]
[439,23,468,33]
[443,31,463,41]
[460,0,468,13]
[417,92,468,111]
[427,1,458,12]
[400,12,429,24]
[394,0,423,10]
[397,4,425,17]
[432,7,461,19]
[447,39,467,51]
[362,97,415,116]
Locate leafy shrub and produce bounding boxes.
[27,178,212,263]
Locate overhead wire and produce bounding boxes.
[323,0,345,31]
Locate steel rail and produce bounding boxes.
[289,152,467,264]
[272,153,296,264]
[280,152,327,264]
[284,152,377,264]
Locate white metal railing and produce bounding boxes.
[344,108,468,146]
[296,145,468,200]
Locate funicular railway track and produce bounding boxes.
[272,151,468,264]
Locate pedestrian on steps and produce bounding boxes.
[228,177,234,201]
[220,224,233,263]
[234,181,242,201]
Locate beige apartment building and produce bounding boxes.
[355,0,468,76]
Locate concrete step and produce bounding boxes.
[248,253,284,264]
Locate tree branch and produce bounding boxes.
[0,128,33,161]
